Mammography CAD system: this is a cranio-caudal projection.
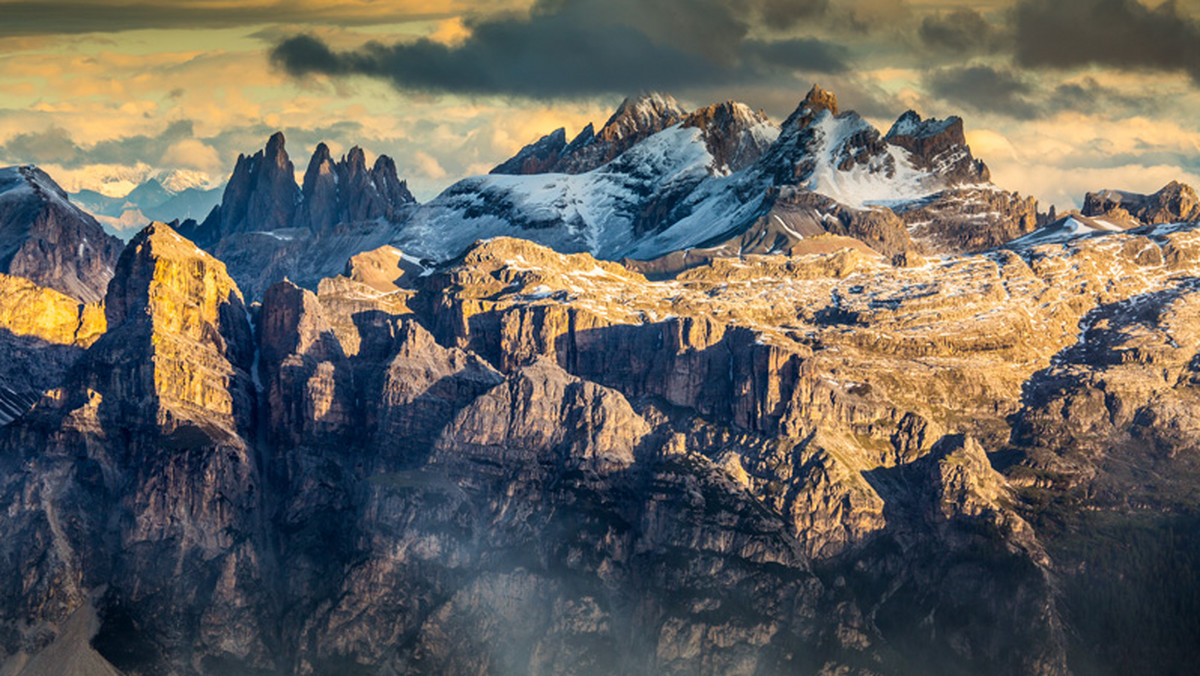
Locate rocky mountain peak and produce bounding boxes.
[598,92,688,143]
[105,222,248,344]
[298,144,415,234]
[369,154,416,212]
[490,127,569,175]
[0,165,123,302]
[345,145,368,172]
[884,110,989,184]
[805,83,839,113]
[308,141,333,168]
[90,222,255,438]
[1082,180,1200,226]
[682,100,777,173]
[183,133,417,278]
[784,84,839,128]
[886,110,963,144]
[194,132,300,244]
[682,100,765,128]
[2,164,69,202]
[265,131,288,165]
[549,93,689,174]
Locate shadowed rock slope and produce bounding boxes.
[8,215,1200,673]
[0,166,123,303]
[178,133,418,300]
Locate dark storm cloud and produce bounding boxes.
[269,0,847,98]
[1049,77,1152,115]
[925,65,1158,120]
[1013,0,1200,83]
[919,8,1006,55]
[926,65,1037,119]
[0,1,451,36]
[742,38,849,74]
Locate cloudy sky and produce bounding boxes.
[2,0,1199,211]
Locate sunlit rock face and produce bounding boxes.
[0,272,104,425]
[5,92,1200,674]
[1081,180,1200,228]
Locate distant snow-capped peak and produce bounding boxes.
[48,164,220,198]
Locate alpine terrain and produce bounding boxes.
[0,85,1198,676]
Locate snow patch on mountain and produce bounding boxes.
[805,113,933,209]
[1008,214,1126,247]
[395,124,715,260]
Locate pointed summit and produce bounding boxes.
[782,84,840,131]
[96,222,254,438]
[682,101,777,173]
[802,84,838,116]
[498,92,689,175]
[190,131,300,244]
[265,131,288,162]
[345,146,368,173]
[885,110,989,184]
[491,128,569,175]
[297,144,415,234]
[596,92,688,144]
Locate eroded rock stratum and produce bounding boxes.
[4,218,1200,675]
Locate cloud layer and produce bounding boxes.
[270,0,848,97]
[1014,0,1200,84]
[3,0,1200,215]
[0,0,505,35]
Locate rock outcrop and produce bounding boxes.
[0,166,123,302]
[297,144,415,234]
[0,222,268,674]
[179,133,418,300]
[189,131,299,244]
[0,272,103,425]
[493,93,689,176]
[885,110,990,185]
[1082,180,1200,227]
[681,100,777,174]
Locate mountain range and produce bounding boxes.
[1,85,1200,675]
[69,169,223,238]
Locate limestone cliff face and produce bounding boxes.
[432,358,647,473]
[252,265,860,675]
[0,273,104,347]
[100,222,255,435]
[885,110,990,185]
[11,209,1200,674]
[898,186,1039,253]
[0,222,271,675]
[0,273,104,425]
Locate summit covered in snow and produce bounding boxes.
[392,86,1034,268]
